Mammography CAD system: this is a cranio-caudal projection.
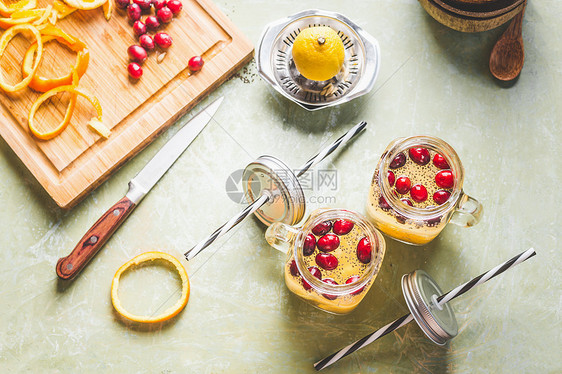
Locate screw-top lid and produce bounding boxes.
[242,155,306,227]
[401,270,458,345]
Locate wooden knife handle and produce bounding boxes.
[56,196,136,280]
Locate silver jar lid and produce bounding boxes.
[401,270,458,345]
[256,9,380,111]
[242,155,306,226]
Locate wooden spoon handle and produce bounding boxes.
[504,4,526,40]
[56,196,136,280]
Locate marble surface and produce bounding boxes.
[1,0,560,372]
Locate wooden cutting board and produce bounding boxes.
[0,0,253,208]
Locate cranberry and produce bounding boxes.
[115,0,130,9]
[303,233,316,256]
[152,0,167,9]
[289,260,299,277]
[433,153,450,169]
[395,176,411,194]
[401,198,413,207]
[379,196,391,210]
[315,253,338,270]
[139,34,155,51]
[312,221,331,236]
[346,275,364,295]
[321,278,338,300]
[133,20,146,36]
[145,15,160,30]
[154,32,172,49]
[317,234,340,252]
[167,0,182,15]
[127,45,147,63]
[433,190,451,205]
[357,237,372,264]
[127,3,141,21]
[387,170,395,187]
[133,0,151,9]
[333,219,354,235]
[127,62,143,79]
[435,170,454,189]
[303,266,322,290]
[410,184,428,203]
[157,7,173,23]
[409,147,431,165]
[188,55,204,71]
[389,152,406,169]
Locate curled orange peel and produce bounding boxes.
[0,24,42,93]
[111,252,190,324]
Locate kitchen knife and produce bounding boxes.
[56,97,224,280]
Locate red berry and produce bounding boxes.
[127,62,143,79]
[433,153,450,169]
[167,0,182,15]
[303,266,322,290]
[317,234,340,252]
[133,20,146,36]
[333,219,354,235]
[289,259,299,277]
[303,233,316,256]
[401,198,413,207]
[188,55,204,71]
[321,278,338,300]
[346,275,364,295]
[157,7,173,23]
[116,0,130,9]
[356,237,372,264]
[133,0,151,9]
[410,184,428,202]
[387,170,395,186]
[127,45,147,63]
[312,221,331,236]
[379,196,391,210]
[154,32,172,49]
[435,170,454,189]
[145,15,160,30]
[389,152,406,169]
[127,3,141,21]
[395,176,411,194]
[315,253,338,270]
[409,147,431,165]
[433,190,451,205]
[152,0,166,9]
[139,34,155,51]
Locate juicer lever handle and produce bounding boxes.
[56,196,136,280]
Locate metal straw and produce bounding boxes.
[314,248,537,371]
[184,121,367,261]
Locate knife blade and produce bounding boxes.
[56,97,223,280]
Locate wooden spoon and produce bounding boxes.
[489,2,526,80]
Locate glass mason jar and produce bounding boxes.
[265,208,386,314]
[366,135,483,246]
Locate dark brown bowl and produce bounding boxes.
[435,0,524,18]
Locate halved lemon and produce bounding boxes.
[111,251,190,323]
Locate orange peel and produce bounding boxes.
[0,24,42,93]
[111,252,190,324]
[61,0,107,11]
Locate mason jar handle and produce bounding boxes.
[450,193,483,228]
[264,222,299,254]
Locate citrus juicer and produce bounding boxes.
[256,9,381,111]
[184,121,367,260]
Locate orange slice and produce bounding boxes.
[111,252,190,323]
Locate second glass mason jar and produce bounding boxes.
[366,135,483,246]
[265,209,386,314]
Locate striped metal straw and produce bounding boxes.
[184,121,367,261]
[314,248,537,371]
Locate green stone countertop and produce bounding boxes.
[1,0,560,372]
